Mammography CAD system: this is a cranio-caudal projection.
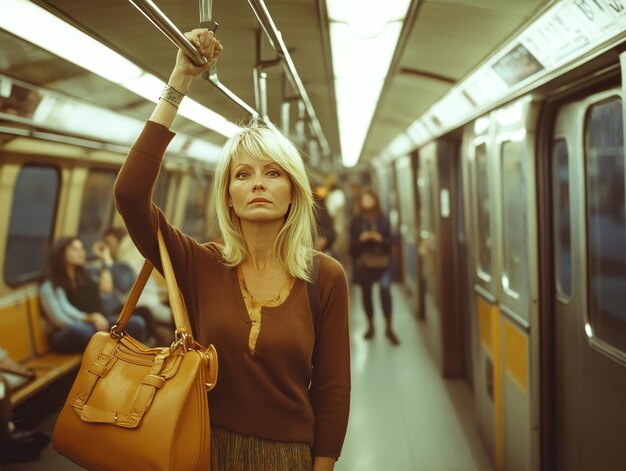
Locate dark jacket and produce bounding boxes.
[349,213,392,259]
[349,213,392,284]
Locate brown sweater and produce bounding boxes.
[114,121,350,458]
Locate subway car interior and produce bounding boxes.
[1,0,626,470]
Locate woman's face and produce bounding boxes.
[64,239,86,267]
[361,192,376,211]
[229,151,293,224]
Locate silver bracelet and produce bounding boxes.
[160,84,185,108]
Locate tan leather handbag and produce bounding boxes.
[53,229,218,471]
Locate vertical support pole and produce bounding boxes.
[253,29,263,114]
[281,101,291,136]
[259,71,268,118]
[198,0,212,22]
[280,73,291,135]
[309,138,320,167]
[296,100,306,146]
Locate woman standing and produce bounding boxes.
[114,29,350,470]
[350,188,400,345]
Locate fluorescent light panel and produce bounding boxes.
[1,74,221,163]
[1,0,239,138]
[327,0,411,167]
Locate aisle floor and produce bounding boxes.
[336,284,492,471]
[5,283,491,471]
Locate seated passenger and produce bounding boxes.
[92,227,138,317]
[98,228,174,344]
[39,236,146,353]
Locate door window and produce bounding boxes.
[500,139,528,302]
[78,170,116,256]
[585,97,626,351]
[553,139,572,298]
[475,143,492,278]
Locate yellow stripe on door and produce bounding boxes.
[491,304,504,471]
[477,296,504,471]
[504,320,529,395]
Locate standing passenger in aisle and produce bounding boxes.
[114,29,350,471]
[350,187,400,345]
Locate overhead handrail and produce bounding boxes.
[129,0,328,153]
[128,0,257,117]
[198,0,258,116]
[128,0,206,67]
[247,0,331,157]
[253,29,282,119]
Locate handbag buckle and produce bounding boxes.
[170,331,190,351]
[110,324,125,340]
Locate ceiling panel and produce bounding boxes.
[362,0,548,164]
[2,0,552,168]
[28,0,339,153]
[362,74,450,158]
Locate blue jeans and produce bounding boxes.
[50,316,147,353]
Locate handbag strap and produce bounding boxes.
[307,254,320,339]
[308,254,321,366]
[111,229,193,343]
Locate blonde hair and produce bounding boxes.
[214,119,316,281]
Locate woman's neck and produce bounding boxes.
[240,219,284,272]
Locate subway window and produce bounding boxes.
[500,139,528,303]
[183,174,212,241]
[585,97,626,352]
[78,169,116,257]
[553,139,572,298]
[474,143,492,278]
[4,165,59,285]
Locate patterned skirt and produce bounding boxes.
[211,427,312,471]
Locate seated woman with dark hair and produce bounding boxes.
[39,236,146,354]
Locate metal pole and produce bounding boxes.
[128,0,207,66]
[280,101,290,136]
[247,0,330,156]
[258,71,268,118]
[296,100,306,146]
[198,0,219,80]
[129,0,257,117]
[206,71,258,117]
[199,0,212,23]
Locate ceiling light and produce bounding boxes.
[327,0,411,167]
[0,0,238,138]
[32,96,144,144]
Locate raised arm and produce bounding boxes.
[149,29,222,129]
[113,30,223,325]
[114,28,222,246]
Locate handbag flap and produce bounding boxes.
[69,332,197,429]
